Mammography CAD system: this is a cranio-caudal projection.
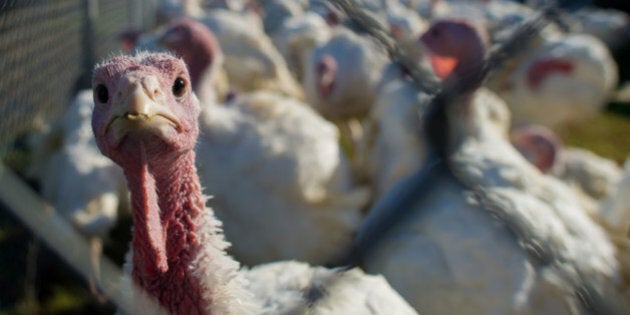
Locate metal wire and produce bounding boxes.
[0,0,158,152]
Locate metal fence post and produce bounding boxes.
[76,0,98,92]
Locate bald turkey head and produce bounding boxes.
[91,52,200,168]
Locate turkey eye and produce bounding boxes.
[95,84,109,103]
[172,77,186,97]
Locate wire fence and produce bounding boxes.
[0,0,158,153]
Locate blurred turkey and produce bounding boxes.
[29,90,127,238]
[510,124,624,201]
[490,34,617,128]
[198,8,306,99]
[196,90,370,266]
[413,0,619,128]
[257,0,305,35]
[156,18,230,104]
[354,17,628,314]
[483,6,618,128]
[138,2,306,100]
[271,11,332,83]
[27,90,128,297]
[303,26,389,121]
[157,16,370,266]
[302,26,390,158]
[563,5,630,51]
[357,63,431,200]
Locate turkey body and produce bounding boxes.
[195,90,369,266]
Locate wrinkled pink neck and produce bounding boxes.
[124,148,208,314]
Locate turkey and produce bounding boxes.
[195,90,370,266]
[139,5,305,100]
[302,26,390,158]
[510,124,623,201]
[565,5,630,51]
[156,18,230,104]
[599,158,630,234]
[356,64,431,200]
[257,0,305,35]
[303,26,389,122]
[154,17,369,266]
[511,124,630,300]
[90,51,417,315]
[483,10,619,128]
[384,1,428,55]
[28,91,127,237]
[27,89,128,298]
[198,8,306,99]
[354,17,628,314]
[418,1,618,128]
[271,11,332,83]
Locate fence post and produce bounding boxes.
[75,0,98,93]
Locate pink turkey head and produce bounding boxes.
[510,125,562,173]
[91,52,200,168]
[420,18,488,79]
[315,54,337,98]
[159,18,223,90]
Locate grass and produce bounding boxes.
[555,105,630,164]
[0,209,117,315]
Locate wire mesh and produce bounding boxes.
[0,0,158,152]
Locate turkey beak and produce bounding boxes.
[124,84,155,120]
[105,74,181,144]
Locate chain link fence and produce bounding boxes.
[0,0,158,153]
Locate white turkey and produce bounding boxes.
[354,17,628,314]
[29,90,127,238]
[303,26,389,122]
[565,5,630,51]
[484,10,619,128]
[599,158,630,234]
[356,63,431,200]
[510,124,624,201]
[195,90,371,266]
[91,51,417,315]
[302,26,390,159]
[198,8,306,99]
[271,11,332,83]
[257,0,305,35]
[27,89,128,298]
[156,17,370,266]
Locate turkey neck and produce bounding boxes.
[123,144,209,313]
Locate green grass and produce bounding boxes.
[554,107,630,164]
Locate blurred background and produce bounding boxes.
[1,0,629,314]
